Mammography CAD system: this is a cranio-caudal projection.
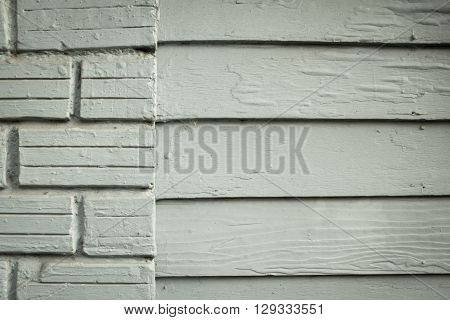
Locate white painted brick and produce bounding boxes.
[17,0,158,51]
[16,257,155,300]
[80,57,156,121]
[83,195,155,256]
[0,259,7,300]
[0,128,6,189]
[0,58,71,120]
[19,127,155,188]
[0,196,74,254]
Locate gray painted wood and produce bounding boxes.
[0,59,71,120]
[159,0,450,44]
[20,128,154,147]
[81,79,152,99]
[0,129,6,189]
[158,45,450,120]
[156,122,450,198]
[19,167,154,188]
[157,276,450,300]
[0,260,7,300]
[157,198,450,276]
[82,60,155,78]
[17,257,155,300]
[83,196,155,256]
[17,0,157,51]
[0,215,72,234]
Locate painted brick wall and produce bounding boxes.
[0,0,157,300]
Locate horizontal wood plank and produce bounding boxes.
[0,63,70,78]
[158,45,450,120]
[18,0,157,10]
[157,276,450,300]
[156,122,450,198]
[159,0,450,44]
[82,60,155,79]
[157,198,450,276]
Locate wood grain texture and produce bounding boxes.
[156,198,450,276]
[0,196,72,214]
[156,122,450,198]
[159,0,450,44]
[158,45,450,120]
[0,129,6,189]
[83,196,155,256]
[157,276,450,300]
[17,0,157,51]
[17,257,155,300]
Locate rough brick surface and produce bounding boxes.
[0,56,71,120]
[0,259,7,299]
[81,56,156,121]
[17,0,158,51]
[83,195,155,256]
[0,128,7,189]
[19,127,155,188]
[16,257,155,299]
[0,196,74,254]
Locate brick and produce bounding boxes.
[19,127,155,188]
[81,57,156,121]
[0,58,71,120]
[16,257,154,300]
[17,0,158,51]
[0,196,74,254]
[83,195,155,256]
[0,259,7,300]
[0,128,6,189]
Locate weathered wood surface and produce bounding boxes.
[156,198,450,276]
[158,45,450,120]
[0,196,74,254]
[17,0,158,51]
[159,0,450,44]
[17,257,155,300]
[19,127,154,188]
[0,2,7,50]
[83,196,155,256]
[0,58,71,120]
[156,121,450,198]
[157,276,450,300]
[81,58,155,121]
[0,129,6,189]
